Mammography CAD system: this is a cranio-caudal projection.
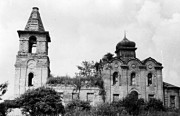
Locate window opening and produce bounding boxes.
[131,73,136,85]
[87,93,94,102]
[28,73,34,86]
[170,96,175,108]
[113,94,119,102]
[113,72,118,85]
[72,93,79,100]
[148,73,152,86]
[29,36,37,53]
[148,94,154,101]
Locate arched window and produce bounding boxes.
[28,73,34,86]
[131,73,136,85]
[148,73,152,86]
[29,36,37,53]
[113,72,118,85]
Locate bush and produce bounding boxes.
[146,98,165,111]
[118,94,145,115]
[65,99,91,115]
[16,87,64,115]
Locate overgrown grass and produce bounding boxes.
[64,97,180,116]
[46,75,104,89]
[64,108,180,116]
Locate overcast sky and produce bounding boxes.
[0,0,180,99]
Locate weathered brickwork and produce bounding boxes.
[47,85,102,106]
[14,7,180,108]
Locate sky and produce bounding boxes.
[0,0,180,99]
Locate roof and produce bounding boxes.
[163,82,180,89]
[25,7,45,31]
[17,7,51,42]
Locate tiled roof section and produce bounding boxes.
[25,7,45,31]
[163,82,180,88]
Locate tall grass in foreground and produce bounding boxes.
[64,110,180,116]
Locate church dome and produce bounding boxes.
[116,36,136,50]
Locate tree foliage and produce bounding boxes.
[116,93,145,116]
[16,87,64,116]
[102,52,114,62]
[146,98,164,111]
[46,75,73,85]
[77,61,95,77]
[65,99,91,116]
[0,82,8,116]
[0,82,8,100]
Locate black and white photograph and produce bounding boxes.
[0,0,180,115]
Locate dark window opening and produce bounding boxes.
[28,73,34,86]
[29,36,37,53]
[113,94,119,102]
[170,96,175,108]
[148,73,152,86]
[113,72,118,85]
[131,73,136,85]
[130,91,138,100]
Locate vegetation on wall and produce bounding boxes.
[46,60,106,96]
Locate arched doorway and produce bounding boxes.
[130,91,138,100]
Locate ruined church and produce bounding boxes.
[14,7,180,108]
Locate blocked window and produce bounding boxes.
[87,93,94,102]
[170,96,175,108]
[148,94,154,101]
[72,93,79,100]
[113,72,118,85]
[29,36,37,53]
[130,73,136,85]
[28,73,34,86]
[148,73,152,86]
[119,75,121,86]
[113,94,119,102]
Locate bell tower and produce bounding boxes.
[14,7,51,97]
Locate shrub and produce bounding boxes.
[16,87,64,115]
[146,98,164,111]
[119,94,145,115]
[65,99,91,114]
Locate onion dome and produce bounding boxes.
[116,36,136,50]
[115,32,137,59]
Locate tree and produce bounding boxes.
[146,98,164,111]
[0,82,8,116]
[77,61,95,77]
[0,82,8,100]
[102,52,114,62]
[16,87,64,116]
[72,76,84,99]
[120,93,145,116]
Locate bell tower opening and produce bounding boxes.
[29,36,37,53]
